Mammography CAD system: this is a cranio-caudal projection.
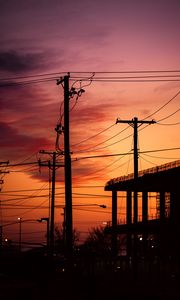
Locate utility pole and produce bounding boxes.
[56,73,85,262]
[117,117,156,276]
[39,151,63,255]
[116,117,156,223]
[63,74,73,260]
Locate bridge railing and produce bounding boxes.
[106,160,180,187]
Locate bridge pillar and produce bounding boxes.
[160,191,166,221]
[142,191,148,222]
[142,191,148,255]
[168,191,180,257]
[126,191,132,257]
[112,190,117,257]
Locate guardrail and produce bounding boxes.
[106,160,180,187]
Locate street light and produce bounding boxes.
[57,203,107,248]
[17,217,22,252]
[37,217,49,250]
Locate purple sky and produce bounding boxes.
[0,0,180,243]
[1,0,180,181]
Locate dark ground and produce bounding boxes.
[1,253,180,300]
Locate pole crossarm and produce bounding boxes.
[39,150,64,168]
[38,160,64,168]
[116,118,156,126]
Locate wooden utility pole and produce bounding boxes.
[39,151,63,254]
[116,117,156,222]
[63,75,73,259]
[56,73,85,262]
[117,117,156,275]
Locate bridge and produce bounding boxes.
[104,160,180,258]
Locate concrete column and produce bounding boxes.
[126,191,132,224]
[142,191,148,222]
[160,191,165,221]
[112,190,117,257]
[142,191,148,255]
[170,190,180,256]
[126,191,132,257]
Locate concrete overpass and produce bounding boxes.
[104,160,180,257]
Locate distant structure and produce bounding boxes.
[105,160,180,259]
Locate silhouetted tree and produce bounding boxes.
[54,226,80,254]
[83,226,126,257]
[83,226,111,257]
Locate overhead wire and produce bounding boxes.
[71,123,116,148]
[4,146,180,173]
[74,131,133,154]
[143,90,180,120]
[5,198,48,218]
[93,89,180,153]
[106,157,134,175]
[139,154,157,166]
[73,125,130,153]
[73,86,179,155]
[0,71,66,81]
[1,70,180,82]
[2,73,179,161]
[1,71,180,88]
[141,153,180,160]
[157,121,180,126]
[0,185,104,194]
[73,149,133,180]
[157,107,180,122]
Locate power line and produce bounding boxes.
[143,90,180,120]
[0,192,111,203]
[1,71,180,88]
[0,185,104,194]
[73,132,133,154]
[73,150,133,161]
[139,154,157,166]
[157,121,180,126]
[157,107,180,122]
[73,146,180,160]
[0,72,66,81]
[73,125,130,153]
[73,207,111,214]
[140,152,180,160]
[1,70,180,81]
[5,199,48,218]
[80,89,180,154]
[9,151,39,166]
[72,123,116,148]
[5,147,180,172]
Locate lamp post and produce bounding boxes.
[37,217,49,250]
[57,203,107,249]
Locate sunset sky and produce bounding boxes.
[0,0,180,248]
